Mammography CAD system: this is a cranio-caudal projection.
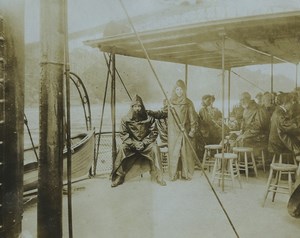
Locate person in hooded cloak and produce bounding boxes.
[111,94,166,187]
[168,80,198,181]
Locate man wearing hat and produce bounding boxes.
[237,92,268,150]
[111,94,166,187]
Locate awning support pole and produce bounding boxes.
[221,33,226,192]
[111,54,117,170]
[185,64,188,93]
[228,69,231,119]
[271,56,274,94]
[296,63,299,89]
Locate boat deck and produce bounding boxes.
[22,169,300,238]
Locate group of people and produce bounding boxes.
[111,79,200,187]
[230,90,300,160]
[111,79,300,188]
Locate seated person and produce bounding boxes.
[111,95,166,187]
[229,101,244,131]
[236,92,269,150]
[269,93,300,157]
[199,94,223,144]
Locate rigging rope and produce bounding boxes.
[118,1,240,237]
[231,71,265,92]
[94,54,112,175]
[103,52,132,100]
[24,114,39,161]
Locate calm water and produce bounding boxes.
[24,99,236,148]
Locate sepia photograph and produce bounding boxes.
[1,0,300,237]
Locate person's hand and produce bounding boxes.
[236,134,244,141]
[135,142,144,151]
[188,130,195,138]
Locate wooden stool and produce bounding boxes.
[211,153,242,189]
[256,147,266,172]
[158,143,168,173]
[263,163,297,206]
[233,147,257,181]
[202,144,222,172]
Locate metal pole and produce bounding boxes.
[228,69,231,119]
[111,54,117,170]
[63,0,73,237]
[185,64,188,94]
[221,33,226,192]
[38,0,64,237]
[0,1,24,237]
[271,56,274,94]
[296,63,299,89]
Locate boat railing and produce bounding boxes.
[94,131,122,175]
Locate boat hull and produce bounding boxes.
[24,130,95,192]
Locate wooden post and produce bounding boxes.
[38,0,65,237]
[0,1,24,237]
[111,54,117,168]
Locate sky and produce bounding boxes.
[25,0,173,43]
[24,0,300,93]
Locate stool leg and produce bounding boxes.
[211,159,218,183]
[288,172,293,195]
[234,159,242,188]
[245,152,249,181]
[297,163,300,176]
[202,149,208,171]
[272,154,276,164]
[263,167,274,207]
[261,150,266,172]
[251,152,258,177]
[229,159,235,188]
[272,171,280,202]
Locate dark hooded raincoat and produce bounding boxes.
[111,95,163,181]
[268,106,300,155]
[168,80,198,180]
[240,100,269,148]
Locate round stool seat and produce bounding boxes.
[233,147,253,153]
[205,144,222,150]
[271,163,297,172]
[214,153,237,160]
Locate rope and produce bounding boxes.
[24,114,39,161]
[118,1,240,237]
[103,52,132,100]
[94,54,112,175]
[231,71,265,92]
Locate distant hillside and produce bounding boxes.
[25,42,295,108]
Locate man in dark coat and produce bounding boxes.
[268,93,300,155]
[237,92,269,149]
[111,95,166,187]
[199,94,223,144]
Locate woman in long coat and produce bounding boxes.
[168,80,198,181]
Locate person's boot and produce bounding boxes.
[150,170,166,186]
[156,176,166,186]
[111,174,124,188]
